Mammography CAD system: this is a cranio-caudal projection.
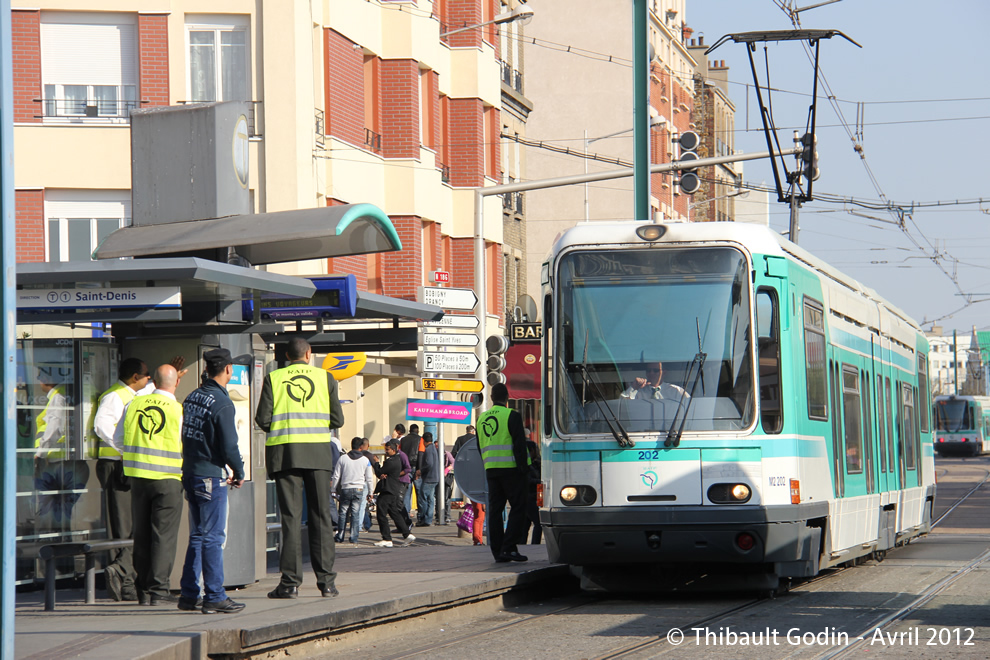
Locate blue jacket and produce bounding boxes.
[181,379,245,480]
[420,443,440,483]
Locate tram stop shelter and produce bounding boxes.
[13,202,442,596]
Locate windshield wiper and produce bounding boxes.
[665,319,707,448]
[579,331,634,448]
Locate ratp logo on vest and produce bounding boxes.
[285,374,316,406]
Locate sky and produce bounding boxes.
[686,0,990,335]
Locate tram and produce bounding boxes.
[538,221,935,592]
[933,395,990,456]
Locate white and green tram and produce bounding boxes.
[538,221,935,591]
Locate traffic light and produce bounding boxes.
[486,334,509,386]
[675,131,701,195]
[800,132,820,181]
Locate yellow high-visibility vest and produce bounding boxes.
[122,394,182,480]
[477,405,530,470]
[87,382,136,459]
[266,364,333,446]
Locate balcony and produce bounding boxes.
[315,109,325,149]
[365,128,383,154]
[500,60,524,94]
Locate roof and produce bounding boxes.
[93,203,402,265]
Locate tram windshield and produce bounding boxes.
[934,399,974,432]
[554,246,755,436]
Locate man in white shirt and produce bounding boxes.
[621,362,689,402]
[90,357,153,601]
[330,437,374,545]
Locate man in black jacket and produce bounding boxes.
[178,348,246,614]
[373,441,415,548]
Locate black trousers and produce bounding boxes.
[376,492,410,542]
[273,468,337,589]
[97,459,134,588]
[131,477,183,598]
[485,468,529,559]
[524,485,542,544]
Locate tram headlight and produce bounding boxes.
[559,485,597,506]
[636,224,667,241]
[731,484,751,501]
[706,482,753,504]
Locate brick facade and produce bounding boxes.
[381,215,423,301]
[325,28,365,147]
[16,189,45,263]
[12,10,41,123]
[444,0,483,49]
[448,98,484,187]
[381,59,420,159]
[138,14,169,107]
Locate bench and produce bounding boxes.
[39,539,133,611]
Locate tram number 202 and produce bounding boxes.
[768,476,788,487]
[637,450,661,460]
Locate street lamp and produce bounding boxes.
[687,188,749,210]
[440,5,534,38]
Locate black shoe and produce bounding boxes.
[177,596,203,611]
[138,592,150,605]
[202,597,246,614]
[105,564,123,601]
[497,551,529,563]
[319,584,339,598]
[415,522,432,527]
[150,592,180,605]
[267,585,298,599]
[122,590,138,602]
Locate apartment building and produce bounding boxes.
[12,0,525,444]
[521,0,701,303]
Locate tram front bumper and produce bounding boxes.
[541,503,827,571]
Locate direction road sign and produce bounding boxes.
[420,286,478,311]
[417,351,481,375]
[420,332,480,347]
[422,315,480,329]
[419,378,484,393]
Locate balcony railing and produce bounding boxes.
[365,128,382,153]
[37,97,139,119]
[499,60,524,94]
[315,109,325,148]
[437,163,451,183]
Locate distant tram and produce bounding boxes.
[538,221,935,592]
[933,395,990,456]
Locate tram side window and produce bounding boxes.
[901,384,917,471]
[803,298,827,420]
[842,366,863,473]
[861,371,874,491]
[876,374,887,473]
[886,377,895,471]
[830,360,844,497]
[918,355,930,433]
[757,289,782,433]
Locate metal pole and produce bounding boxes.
[788,131,801,243]
[632,0,650,221]
[474,189,487,404]
[0,0,16,654]
[953,329,958,395]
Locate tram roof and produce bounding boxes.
[547,221,921,334]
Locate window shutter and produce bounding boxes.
[41,17,137,87]
[46,194,131,222]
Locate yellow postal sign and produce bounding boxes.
[322,353,367,381]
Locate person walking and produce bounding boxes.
[111,364,185,605]
[255,338,344,599]
[476,383,531,562]
[399,423,421,516]
[416,432,440,527]
[373,441,415,548]
[89,357,152,602]
[358,438,378,532]
[331,437,374,546]
[177,349,246,614]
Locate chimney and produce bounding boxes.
[698,35,704,46]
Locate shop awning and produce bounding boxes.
[93,203,402,265]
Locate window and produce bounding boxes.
[918,354,930,433]
[803,298,827,419]
[875,374,894,472]
[757,289,782,433]
[186,17,249,103]
[861,371,874,491]
[46,192,130,262]
[900,383,917,471]
[40,13,138,120]
[842,366,863,473]
[885,377,895,471]
[830,360,843,496]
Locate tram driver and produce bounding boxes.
[621,361,689,403]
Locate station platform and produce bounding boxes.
[13,523,562,660]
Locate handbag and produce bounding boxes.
[456,504,475,532]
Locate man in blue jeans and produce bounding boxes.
[178,348,246,614]
[330,437,374,545]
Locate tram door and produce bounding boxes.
[872,336,891,494]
